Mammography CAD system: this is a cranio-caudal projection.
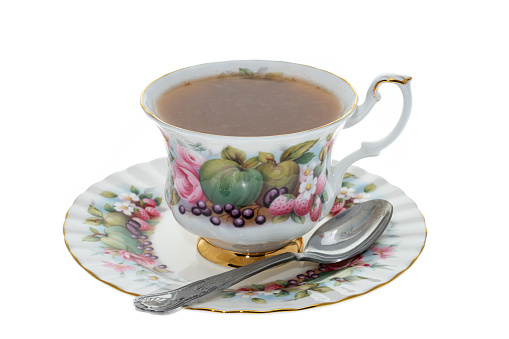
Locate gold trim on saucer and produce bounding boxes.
[196,237,304,268]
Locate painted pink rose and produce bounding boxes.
[173,159,206,204]
[371,245,394,259]
[101,260,136,272]
[117,250,157,268]
[176,144,206,170]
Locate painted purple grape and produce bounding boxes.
[128,220,141,228]
[131,234,139,239]
[191,207,202,216]
[201,208,212,217]
[197,200,207,210]
[288,279,297,285]
[233,218,245,227]
[140,235,148,240]
[212,204,223,214]
[279,187,289,195]
[230,208,241,218]
[263,188,280,207]
[144,253,152,257]
[255,215,266,225]
[224,203,234,213]
[210,216,221,226]
[158,265,167,269]
[319,267,326,271]
[143,241,152,246]
[178,205,185,214]
[306,270,315,275]
[145,247,154,251]
[137,245,145,250]
[126,223,142,236]
[311,274,319,279]
[151,256,158,260]
[297,274,307,279]
[242,208,254,219]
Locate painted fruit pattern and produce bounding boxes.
[167,133,336,227]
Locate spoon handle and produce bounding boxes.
[133,251,299,314]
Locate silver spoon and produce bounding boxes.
[133,199,393,314]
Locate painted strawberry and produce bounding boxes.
[141,198,157,208]
[269,194,295,216]
[132,217,151,231]
[294,193,313,216]
[315,173,326,196]
[135,208,150,220]
[145,206,161,217]
[310,196,323,222]
[330,198,346,216]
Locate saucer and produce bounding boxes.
[64,158,426,313]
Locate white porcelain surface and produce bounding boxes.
[64,158,426,313]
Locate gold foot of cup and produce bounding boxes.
[197,237,304,268]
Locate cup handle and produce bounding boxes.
[322,74,412,218]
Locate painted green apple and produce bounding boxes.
[199,159,263,207]
[100,226,143,255]
[255,160,300,206]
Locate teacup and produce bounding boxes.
[141,60,412,267]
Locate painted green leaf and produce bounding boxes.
[343,173,354,179]
[101,191,117,198]
[152,266,170,273]
[294,291,310,300]
[258,152,275,164]
[334,281,342,286]
[221,145,246,164]
[252,284,265,291]
[82,235,100,242]
[244,156,260,168]
[291,211,305,224]
[104,203,115,212]
[320,190,329,204]
[326,133,333,141]
[84,217,103,226]
[294,152,314,164]
[344,275,368,282]
[88,205,103,217]
[170,189,180,205]
[138,193,153,199]
[131,185,140,195]
[239,68,254,77]
[285,283,319,292]
[274,290,290,297]
[280,140,318,162]
[146,220,160,226]
[272,214,290,224]
[136,270,148,276]
[342,181,355,188]
[314,162,324,177]
[276,280,288,286]
[310,286,334,293]
[222,292,236,298]
[364,183,377,193]
[154,197,162,206]
[89,226,100,234]
[251,298,266,304]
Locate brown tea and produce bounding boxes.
[155,76,342,136]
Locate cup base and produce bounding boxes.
[196,237,304,268]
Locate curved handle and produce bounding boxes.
[133,252,298,314]
[322,74,412,218]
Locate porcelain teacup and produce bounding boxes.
[141,60,412,266]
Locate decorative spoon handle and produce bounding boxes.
[133,252,299,314]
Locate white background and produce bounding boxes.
[2,1,507,337]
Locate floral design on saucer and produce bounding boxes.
[64,158,426,313]
[79,185,175,282]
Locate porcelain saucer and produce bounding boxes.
[64,158,426,313]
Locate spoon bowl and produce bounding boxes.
[134,199,393,314]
